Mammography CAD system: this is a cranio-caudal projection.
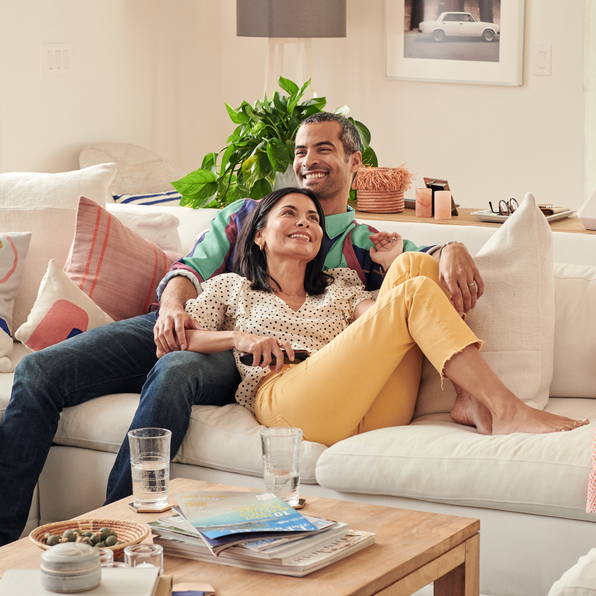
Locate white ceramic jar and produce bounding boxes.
[40,542,101,593]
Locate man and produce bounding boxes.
[0,112,481,545]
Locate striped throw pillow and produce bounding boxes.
[112,190,182,206]
[64,197,173,321]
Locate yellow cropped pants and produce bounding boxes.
[254,252,482,446]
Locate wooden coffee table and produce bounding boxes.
[0,478,480,595]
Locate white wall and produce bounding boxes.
[215,0,586,209]
[0,0,224,174]
[0,0,587,210]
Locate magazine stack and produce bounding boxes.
[149,491,375,577]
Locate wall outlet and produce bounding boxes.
[533,43,552,76]
[42,43,71,72]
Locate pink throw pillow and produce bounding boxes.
[64,196,172,320]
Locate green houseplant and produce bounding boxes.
[172,77,378,209]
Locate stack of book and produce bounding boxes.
[149,491,375,577]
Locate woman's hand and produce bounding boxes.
[369,232,404,271]
[233,332,294,373]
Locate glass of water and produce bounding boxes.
[260,427,302,507]
[123,544,164,573]
[128,427,171,510]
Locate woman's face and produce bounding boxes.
[255,193,324,263]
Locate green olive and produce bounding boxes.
[95,541,106,548]
[83,531,94,538]
[99,527,114,540]
[46,535,61,547]
[104,535,117,547]
[62,529,77,541]
[91,532,103,544]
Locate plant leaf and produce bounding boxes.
[278,76,299,96]
[201,152,217,171]
[362,146,378,167]
[266,138,290,173]
[353,119,372,148]
[250,178,273,199]
[273,91,286,113]
[171,169,217,196]
[225,103,247,124]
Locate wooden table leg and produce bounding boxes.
[434,534,480,596]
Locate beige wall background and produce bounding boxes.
[0,0,588,209]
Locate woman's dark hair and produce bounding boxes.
[234,187,332,295]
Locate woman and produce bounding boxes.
[179,187,587,446]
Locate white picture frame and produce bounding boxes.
[386,0,525,85]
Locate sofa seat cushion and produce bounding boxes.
[0,342,325,483]
[315,397,596,521]
[50,396,324,484]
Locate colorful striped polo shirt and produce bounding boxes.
[157,198,431,297]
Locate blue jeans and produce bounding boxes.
[0,312,239,545]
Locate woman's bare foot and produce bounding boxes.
[450,386,492,434]
[490,401,589,435]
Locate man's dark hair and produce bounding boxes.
[299,112,362,156]
[234,187,332,295]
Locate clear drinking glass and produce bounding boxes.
[98,547,114,567]
[260,427,302,507]
[123,544,164,574]
[128,428,171,510]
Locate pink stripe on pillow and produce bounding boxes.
[65,196,173,320]
[80,204,103,294]
[88,213,112,298]
[588,429,596,513]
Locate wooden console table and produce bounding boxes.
[354,206,596,236]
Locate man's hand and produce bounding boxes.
[369,232,404,271]
[154,306,202,356]
[437,242,484,314]
[154,275,199,355]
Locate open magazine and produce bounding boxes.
[151,490,376,576]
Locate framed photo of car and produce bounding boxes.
[386,0,525,85]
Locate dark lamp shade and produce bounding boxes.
[237,0,346,38]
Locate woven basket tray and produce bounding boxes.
[29,518,149,555]
[357,190,405,213]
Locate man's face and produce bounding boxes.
[293,122,361,204]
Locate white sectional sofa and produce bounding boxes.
[1,200,595,596]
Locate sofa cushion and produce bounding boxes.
[551,263,596,399]
[79,143,181,195]
[548,548,596,596]
[316,398,596,521]
[1,164,117,328]
[112,190,182,207]
[0,233,31,370]
[64,197,173,321]
[0,163,115,209]
[105,203,182,257]
[47,396,324,484]
[15,260,113,351]
[415,194,555,415]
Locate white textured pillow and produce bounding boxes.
[550,263,596,398]
[15,260,113,351]
[415,193,554,415]
[0,163,116,209]
[105,203,182,256]
[0,163,117,327]
[3,208,76,328]
[0,232,31,371]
